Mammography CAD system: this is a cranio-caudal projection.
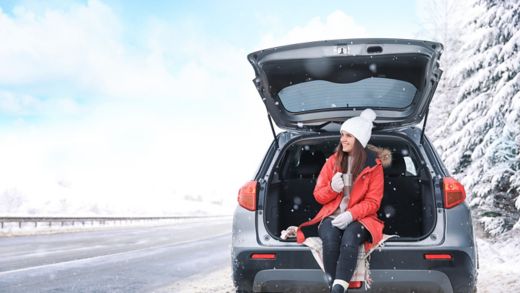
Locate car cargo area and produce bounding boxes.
[263,134,436,241]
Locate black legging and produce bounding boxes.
[318,218,371,283]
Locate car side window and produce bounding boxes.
[403,156,417,176]
[386,147,420,177]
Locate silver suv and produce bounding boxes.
[232,39,478,293]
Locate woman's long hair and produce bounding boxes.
[334,138,367,181]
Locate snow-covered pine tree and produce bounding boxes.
[418,0,472,133]
[430,0,520,236]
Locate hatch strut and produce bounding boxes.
[268,114,279,150]
[420,109,429,145]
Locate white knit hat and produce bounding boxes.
[340,108,377,148]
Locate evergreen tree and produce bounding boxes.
[431,0,520,236]
[418,0,472,133]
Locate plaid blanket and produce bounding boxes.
[281,226,397,289]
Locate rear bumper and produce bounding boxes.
[232,248,476,293]
[253,269,454,293]
[253,269,328,293]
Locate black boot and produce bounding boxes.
[331,283,346,293]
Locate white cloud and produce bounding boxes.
[259,10,369,48]
[0,91,83,117]
[0,0,257,107]
[0,0,122,85]
[0,91,41,115]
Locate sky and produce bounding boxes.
[0,0,428,215]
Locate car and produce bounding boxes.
[232,38,478,293]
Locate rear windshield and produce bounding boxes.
[260,54,429,115]
[278,78,416,113]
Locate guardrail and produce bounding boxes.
[0,215,231,230]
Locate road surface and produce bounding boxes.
[0,217,232,292]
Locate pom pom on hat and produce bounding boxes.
[360,108,376,123]
[340,108,377,148]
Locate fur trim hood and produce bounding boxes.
[367,144,392,168]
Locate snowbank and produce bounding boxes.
[155,266,235,293]
[476,229,520,292]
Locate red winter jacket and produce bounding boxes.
[297,146,390,252]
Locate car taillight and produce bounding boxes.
[349,281,362,289]
[424,253,453,260]
[238,180,257,211]
[442,177,466,209]
[250,253,276,260]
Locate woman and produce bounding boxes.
[296,108,389,293]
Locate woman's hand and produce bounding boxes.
[330,172,344,193]
[331,211,353,230]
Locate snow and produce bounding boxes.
[476,229,520,292]
[0,0,517,290]
[426,0,520,236]
[0,195,234,218]
[156,266,235,293]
